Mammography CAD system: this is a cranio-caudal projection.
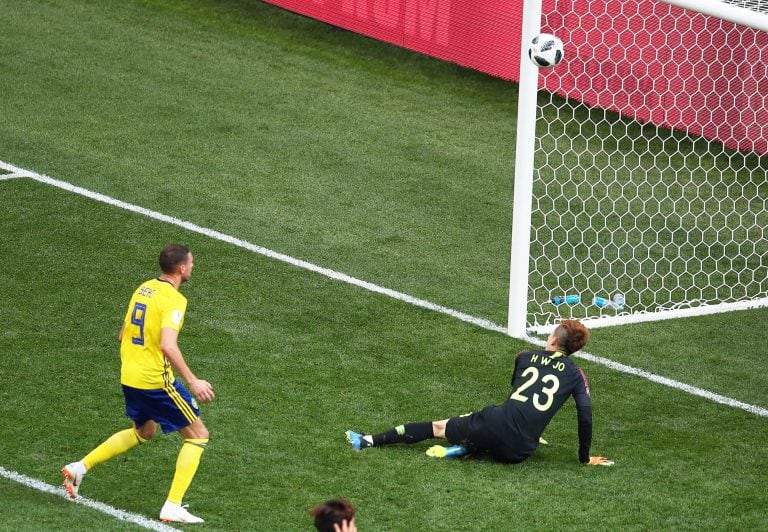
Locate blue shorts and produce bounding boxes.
[123,381,200,434]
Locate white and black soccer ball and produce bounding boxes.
[528,33,564,68]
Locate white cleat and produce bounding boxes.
[61,461,86,500]
[159,501,205,524]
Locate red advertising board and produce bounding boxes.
[263,0,768,154]
[260,0,522,79]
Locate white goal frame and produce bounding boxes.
[508,0,768,337]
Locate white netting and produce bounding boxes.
[526,0,768,330]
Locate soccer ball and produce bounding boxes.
[528,33,564,68]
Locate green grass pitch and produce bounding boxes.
[1,0,767,530]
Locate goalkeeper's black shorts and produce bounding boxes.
[445,405,536,464]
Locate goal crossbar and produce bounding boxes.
[658,0,768,31]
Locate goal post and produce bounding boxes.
[508,0,768,337]
[508,0,545,338]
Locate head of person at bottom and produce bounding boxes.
[547,319,589,355]
[309,499,357,532]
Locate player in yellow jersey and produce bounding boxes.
[62,244,215,524]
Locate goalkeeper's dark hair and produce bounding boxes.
[309,499,356,532]
[554,320,590,355]
[159,244,190,274]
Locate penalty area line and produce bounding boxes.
[3,160,767,419]
[0,466,179,532]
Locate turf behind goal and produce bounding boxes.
[509,0,768,337]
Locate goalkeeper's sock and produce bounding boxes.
[372,422,434,446]
[82,428,147,471]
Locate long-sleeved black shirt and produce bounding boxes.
[497,349,593,463]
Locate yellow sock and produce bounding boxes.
[167,439,208,504]
[82,428,146,471]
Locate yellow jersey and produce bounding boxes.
[120,278,187,389]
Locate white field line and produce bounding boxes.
[0,172,30,180]
[1,160,766,521]
[0,466,179,531]
[0,160,506,335]
[2,160,768,417]
[571,350,768,417]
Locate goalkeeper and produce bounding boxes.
[346,320,613,466]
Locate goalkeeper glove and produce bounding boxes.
[588,456,615,466]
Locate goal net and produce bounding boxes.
[510,0,768,336]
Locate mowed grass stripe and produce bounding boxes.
[0,159,508,333]
[1,161,766,530]
[2,161,765,419]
